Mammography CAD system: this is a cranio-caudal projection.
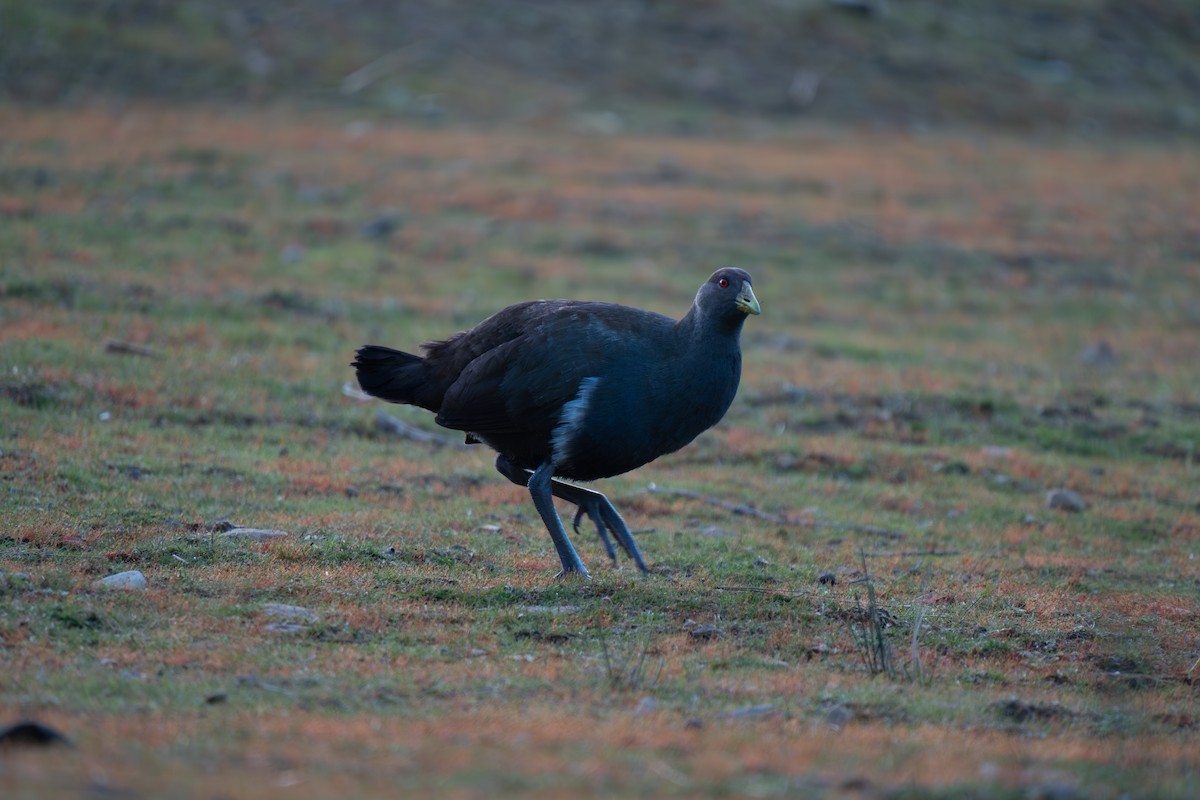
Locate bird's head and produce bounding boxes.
[695,268,761,328]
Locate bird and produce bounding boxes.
[352,268,760,577]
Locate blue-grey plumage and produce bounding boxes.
[352,268,760,576]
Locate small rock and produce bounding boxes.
[719,704,778,719]
[519,605,581,615]
[344,120,372,139]
[96,570,147,590]
[1079,340,1117,368]
[830,0,885,17]
[817,572,837,586]
[280,244,305,264]
[361,213,405,240]
[263,603,318,622]
[204,691,228,705]
[265,623,308,633]
[223,527,289,541]
[687,623,722,640]
[1,571,32,588]
[206,517,237,532]
[1026,782,1081,800]
[825,704,853,729]
[1046,489,1086,513]
[0,720,71,748]
[982,446,1012,458]
[635,697,658,715]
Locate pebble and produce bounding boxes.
[0,720,71,748]
[825,704,853,728]
[223,528,289,541]
[519,605,581,615]
[361,212,405,240]
[263,603,318,622]
[280,244,305,264]
[719,703,778,720]
[687,623,723,640]
[1079,340,1117,368]
[1046,488,1086,513]
[96,570,147,590]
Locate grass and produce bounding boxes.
[1,104,1198,798]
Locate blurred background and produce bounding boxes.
[4,0,1198,136]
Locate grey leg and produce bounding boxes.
[526,461,589,577]
[495,454,648,573]
[573,505,618,563]
[558,484,648,574]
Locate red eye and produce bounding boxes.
[718,277,730,289]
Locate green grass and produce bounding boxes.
[1,106,1198,798]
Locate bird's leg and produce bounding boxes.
[573,505,618,564]
[525,461,590,578]
[495,455,647,573]
[555,483,648,574]
[496,455,616,556]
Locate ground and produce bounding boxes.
[1,105,1198,798]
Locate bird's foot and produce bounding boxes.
[554,566,592,580]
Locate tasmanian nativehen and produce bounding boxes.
[353,268,761,577]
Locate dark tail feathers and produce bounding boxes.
[352,345,437,410]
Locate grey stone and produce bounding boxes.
[263,603,318,622]
[1046,489,1086,513]
[96,570,147,590]
[223,528,289,541]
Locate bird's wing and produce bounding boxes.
[434,303,671,437]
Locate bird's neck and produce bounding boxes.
[676,304,747,346]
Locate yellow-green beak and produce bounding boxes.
[735,281,761,315]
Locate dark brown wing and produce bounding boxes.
[434,302,674,439]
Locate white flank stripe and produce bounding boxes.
[551,376,601,467]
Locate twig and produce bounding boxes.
[910,565,931,685]
[715,584,810,599]
[860,549,959,557]
[341,46,420,95]
[105,339,158,358]
[647,483,907,539]
[375,410,462,448]
[647,483,786,522]
[822,522,906,540]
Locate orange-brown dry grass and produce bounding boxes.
[2,104,1199,798]
[2,709,1197,799]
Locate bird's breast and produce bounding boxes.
[550,351,741,481]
